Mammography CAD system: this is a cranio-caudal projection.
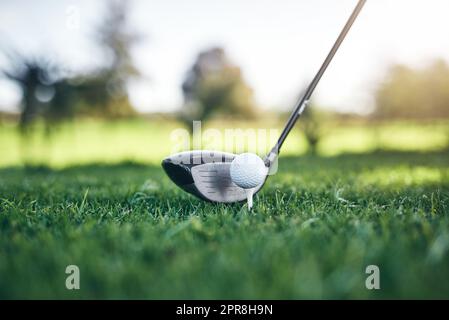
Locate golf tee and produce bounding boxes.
[246,188,254,210]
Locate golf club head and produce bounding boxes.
[162,150,266,203]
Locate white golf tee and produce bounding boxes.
[246,188,254,210]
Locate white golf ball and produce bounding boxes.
[230,153,267,189]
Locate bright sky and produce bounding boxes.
[0,0,448,114]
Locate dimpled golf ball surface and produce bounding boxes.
[230,153,266,189]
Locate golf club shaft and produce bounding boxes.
[266,0,366,165]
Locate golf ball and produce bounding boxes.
[230,153,267,189]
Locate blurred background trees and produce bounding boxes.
[0,0,140,133]
[300,106,330,155]
[298,58,449,153]
[90,0,141,117]
[180,47,257,131]
[1,55,56,131]
[374,59,449,120]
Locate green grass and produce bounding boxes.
[1,150,448,299]
[1,119,447,167]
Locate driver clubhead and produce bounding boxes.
[161,150,265,203]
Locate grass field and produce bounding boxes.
[0,119,448,167]
[1,120,448,299]
[1,143,448,298]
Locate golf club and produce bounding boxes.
[162,0,366,204]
